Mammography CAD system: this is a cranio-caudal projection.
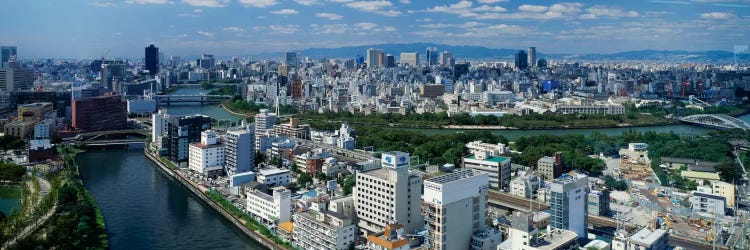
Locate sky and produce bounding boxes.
[0,0,748,59]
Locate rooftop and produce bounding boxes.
[465,154,509,163]
[278,221,294,233]
[258,168,290,176]
[680,170,720,181]
[189,142,223,149]
[629,228,667,246]
[426,169,480,184]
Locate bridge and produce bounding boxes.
[486,190,724,249]
[680,114,750,130]
[82,139,146,147]
[153,94,233,105]
[66,129,149,141]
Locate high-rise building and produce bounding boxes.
[439,51,454,66]
[165,115,211,163]
[145,44,159,75]
[100,61,125,91]
[515,50,528,70]
[426,47,438,66]
[377,52,385,66]
[197,54,215,69]
[422,169,490,250]
[384,54,396,68]
[188,130,225,176]
[284,52,298,71]
[399,52,419,67]
[291,79,303,99]
[366,48,382,68]
[1,46,17,69]
[538,152,564,182]
[354,151,423,236]
[0,66,34,92]
[255,109,277,131]
[550,172,589,238]
[226,128,255,175]
[292,200,357,250]
[71,95,127,132]
[527,47,536,69]
[462,141,512,191]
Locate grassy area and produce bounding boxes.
[204,190,295,250]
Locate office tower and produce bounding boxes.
[0,66,34,92]
[462,141,512,191]
[515,50,528,70]
[197,54,215,69]
[377,52,385,66]
[426,47,438,66]
[291,79,303,99]
[384,54,396,68]
[145,44,159,75]
[354,151,423,235]
[152,111,167,144]
[1,46,17,69]
[188,131,225,176]
[550,172,589,238]
[284,52,298,71]
[10,90,70,117]
[422,169,490,250]
[439,51,453,66]
[366,48,381,68]
[226,128,255,175]
[166,115,211,163]
[246,186,291,227]
[71,95,127,132]
[527,47,536,69]
[538,152,564,181]
[101,61,125,91]
[399,52,419,67]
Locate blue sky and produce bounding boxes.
[0,0,748,58]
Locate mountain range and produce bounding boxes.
[251,43,745,63]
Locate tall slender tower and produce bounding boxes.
[527,47,536,69]
[145,44,159,75]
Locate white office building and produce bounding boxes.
[292,201,357,250]
[399,52,419,67]
[246,186,291,227]
[422,169,490,250]
[462,150,511,191]
[550,172,589,238]
[354,151,423,236]
[226,128,254,176]
[257,168,290,187]
[188,131,225,176]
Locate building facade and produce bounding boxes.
[550,172,589,238]
[226,128,255,176]
[71,94,127,132]
[246,186,291,228]
[188,131,225,177]
[462,152,511,191]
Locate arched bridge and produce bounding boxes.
[680,114,750,130]
[153,94,232,105]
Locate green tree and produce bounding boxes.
[297,172,312,187]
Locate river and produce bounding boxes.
[0,186,21,216]
[78,150,263,250]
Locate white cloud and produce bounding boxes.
[178,13,200,17]
[223,26,245,32]
[345,1,402,16]
[699,12,736,19]
[420,21,483,29]
[399,0,410,3]
[197,31,214,37]
[580,6,639,19]
[477,0,507,3]
[254,25,300,34]
[295,0,317,5]
[412,24,532,38]
[270,9,299,15]
[239,0,278,7]
[182,0,229,7]
[311,22,395,35]
[424,1,506,18]
[125,0,169,4]
[90,1,117,7]
[474,2,583,20]
[316,12,343,20]
[518,4,547,13]
[356,22,378,30]
[194,8,203,12]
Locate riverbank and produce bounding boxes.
[220,103,253,118]
[442,120,677,130]
[143,149,287,250]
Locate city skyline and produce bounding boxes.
[0,0,748,58]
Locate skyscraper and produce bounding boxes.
[399,52,419,66]
[527,47,536,69]
[550,172,589,238]
[1,46,17,69]
[366,48,382,68]
[377,51,385,66]
[422,169,490,250]
[426,47,438,66]
[515,50,528,70]
[145,44,159,76]
[439,51,453,66]
[284,52,298,71]
[166,115,212,163]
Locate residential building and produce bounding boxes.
[226,128,255,175]
[366,223,410,250]
[272,118,310,140]
[71,94,127,132]
[712,180,735,208]
[470,228,502,250]
[188,131,225,177]
[612,228,669,250]
[29,139,55,162]
[466,141,509,156]
[689,190,726,216]
[419,84,445,98]
[422,169,490,250]
[33,118,53,139]
[246,186,291,228]
[293,200,357,250]
[355,151,423,236]
[462,151,511,191]
[538,152,564,182]
[257,168,290,187]
[497,212,578,250]
[165,115,211,163]
[510,172,541,199]
[254,109,277,131]
[550,172,589,238]
[588,189,611,216]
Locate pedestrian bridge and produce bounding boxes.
[680,114,750,130]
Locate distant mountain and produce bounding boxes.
[251,43,739,63]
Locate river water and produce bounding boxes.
[78,86,750,249]
[0,186,21,216]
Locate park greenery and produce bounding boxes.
[204,190,294,250]
[0,162,26,182]
[208,85,239,97]
[629,101,749,117]
[604,175,629,191]
[7,147,108,250]
[0,136,25,150]
[298,111,672,130]
[222,99,298,116]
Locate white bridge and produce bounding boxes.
[680,114,750,130]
